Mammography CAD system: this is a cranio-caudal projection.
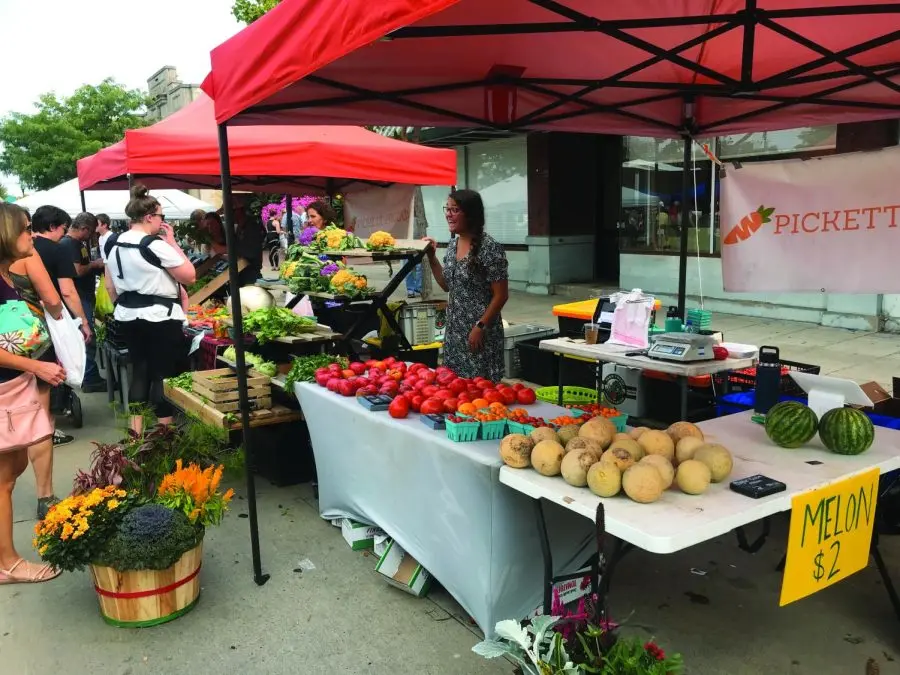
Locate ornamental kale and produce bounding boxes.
[320,263,340,276]
[94,504,203,571]
[298,226,319,246]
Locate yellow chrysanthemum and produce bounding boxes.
[106,499,120,510]
[61,523,74,541]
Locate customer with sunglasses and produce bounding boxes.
[105,184,195,434]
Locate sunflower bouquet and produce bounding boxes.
[365,231,396,251]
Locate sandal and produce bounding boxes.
[0,559,61,585]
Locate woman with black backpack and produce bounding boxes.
[104,184,196,433]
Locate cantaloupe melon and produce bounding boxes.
[628,426,650,441]
[531,440,565,476]
[565,437,604,461]
[608,437,644,462]
[600,447,635,472]
[675,436,705,465]
[640,454,674,489]
[556,424,581,447]
[531,427,560,445]
[499,434,534,469]
[622,464,664,503]
[579,417,617,450]
[614,432,633,442]
[666,421,704,446]
[675,459,711,495]
[693,443,733,483]
[637,430,675,462]
[587,462,621,497]
[561,448,599,487]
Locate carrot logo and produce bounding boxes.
[723,205,775,245]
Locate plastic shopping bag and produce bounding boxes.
[608,289,654,349]
[45,307,86,388]
[95,275,114,319]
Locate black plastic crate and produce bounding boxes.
[105,319,129,351]
[516,336,560,386]
[712,359,820,396]
[245,420,316,487]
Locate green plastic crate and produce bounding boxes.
[507,420,525,435]
[446,419,480,442]
[535,386,598,406]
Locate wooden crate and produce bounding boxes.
[192,367,272,412]
[163,381,301,429]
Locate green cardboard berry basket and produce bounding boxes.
[446,418,480,442]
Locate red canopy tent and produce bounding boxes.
[76,92,457,588]
[202,0,900,317]
[77,93,457,193]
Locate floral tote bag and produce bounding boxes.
[0,296,51,358]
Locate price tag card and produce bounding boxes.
[779,467,879,607]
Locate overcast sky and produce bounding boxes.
[0,0,243,195]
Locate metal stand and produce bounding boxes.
[285,249,428,352]
[533,499,632,618]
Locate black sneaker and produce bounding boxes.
[52,430,75,447]
[81,379,107,393]
[37,496,60,520]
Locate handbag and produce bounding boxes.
[0,298,51,358]
[45,307,85,388]
[0,373,53,453]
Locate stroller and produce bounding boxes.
[50,383,83,428]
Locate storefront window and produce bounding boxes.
[619,126,837,257]
[422,137,529,245]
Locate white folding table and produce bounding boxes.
[538,337,755,420]
[500,410,900,617]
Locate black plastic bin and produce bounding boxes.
[244,419,316,487]
[516,336,597,388]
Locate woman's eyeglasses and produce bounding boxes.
[152,212,167,222]
[443,206,460,215]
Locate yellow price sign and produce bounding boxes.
[780,468,879,607]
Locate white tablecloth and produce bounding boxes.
[295,383,593,637]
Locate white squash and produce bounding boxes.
[228,286,274,315]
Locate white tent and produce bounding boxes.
[16,178,214,220]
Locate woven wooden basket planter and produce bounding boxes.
[89,542,203,628]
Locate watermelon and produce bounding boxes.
[818,407,875,455]
[765,401,818,448]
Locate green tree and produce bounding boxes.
[0,183,7,201]
[0,79,150,191]
[232,0,280,24]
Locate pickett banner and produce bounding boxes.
[720,146,900,293]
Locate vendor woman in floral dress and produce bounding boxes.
[424,189,509,382]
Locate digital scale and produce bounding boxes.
[646,332,716,362]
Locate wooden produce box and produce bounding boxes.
[191,368,272,413]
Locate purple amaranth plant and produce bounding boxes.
[73,442,139,494]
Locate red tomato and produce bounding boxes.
[516,388,537,405]
[380,381,399,395]
[512,383,525,391]
[328,363,343,373]
[413,379,428,392]
[435,366,451,377]
[377,375,393,386]
[443,398,459,414]
[315,372,331,387]
[496,383,510,390]
[484,390,504,405]
[448,379,467,395]
[361,384,378,396]
[398,385,412,395]
[388,397,409,419]
[338,380,356,397]
[467,387,482,398]
[384,357,397,366]
[437,372,455,386]
[410,395,425,413]
[372,361,386,371]
[456,392,471,403]
[420,398,444,416]
[433,389,452,401]
[326,378,342,392]
[419,370,437,384]
[364,359,378,368]
[422,385,439,398]
[408,363,426,374]
[499,388,517,405]
[349,362,367,376]
[389,370,403,381]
